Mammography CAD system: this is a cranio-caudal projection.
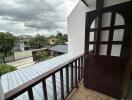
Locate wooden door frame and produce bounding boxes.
[85,1,132,57]
[84,1,132,99]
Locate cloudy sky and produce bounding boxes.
[0,0,79,36]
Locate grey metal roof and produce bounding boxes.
[1,54,73,100]
[49,45,68,53]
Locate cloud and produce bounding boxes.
[0,0,79,36]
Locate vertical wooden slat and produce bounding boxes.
[60,69,64,100]
[78,59,81,81]
[52,74,57,100]
[96,0,104,9]
[75,60,78,88]
[107,12,116,56]
[81,56,84,79]
[96,15,102,55]
[71,63,73,89]
[42,80,48,100]
[66,65,69,94]
[28,88,34,100]
[85,13,90,52]
[80,57,83,79]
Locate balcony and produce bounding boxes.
[1,1,132,100]
[0,54,112,100]
[1,53,118,100]
[1,54,84,100]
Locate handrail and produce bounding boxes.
[5,54,84,100]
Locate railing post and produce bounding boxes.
[28,88,34,100]
[75,60,78,88]
[32,51,37,61]
[52,74,57,100]
[78,58,81,81]
[71,63,73,89]
[82,56,84,78]
[81,56,84,79]
[60,69,64,100]
[42,80,48,100]
[66,65,69,94]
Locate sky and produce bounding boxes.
[0,0,79,36]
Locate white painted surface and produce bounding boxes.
[68,1,96,57]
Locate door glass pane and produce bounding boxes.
[89,44,97,54]
[113,29,124,41]
[89,44,94,52]
[90,17,98,29]
[99,45,108,55]
[102,12,112,27]
[115,13,125,26]
[100,30,109,41]
[111,45,122,56]
[89,32,95,41]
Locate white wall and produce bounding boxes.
[14,50,32,60]
[68,1,96,57]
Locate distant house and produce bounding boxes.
[49,45,68,56]
[13,35,31,51]
[48,36,58,45]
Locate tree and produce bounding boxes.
[62,34,68,42]
[55,32,68,45]
[0,32,17,57]
[56,32,63,39]
[29,34,47,49]
[36,50,49,61]
[0,64,16,76]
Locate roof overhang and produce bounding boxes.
[81,0,96,7]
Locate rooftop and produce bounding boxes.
[49,45,68,53]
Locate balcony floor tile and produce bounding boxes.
[68,82,117,100]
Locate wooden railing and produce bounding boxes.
[4,54,84,100]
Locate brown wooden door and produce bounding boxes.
[84,1,132,99]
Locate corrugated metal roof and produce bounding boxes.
[1,54,73,100]
[49,45,68,53]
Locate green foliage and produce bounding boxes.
[36,50,49,61]
[55,32,68,45]
[55,39,66,45]
[0,64,17,76]
[56,32,63,39]
[0,32,17,57]
[29,34,47,49]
